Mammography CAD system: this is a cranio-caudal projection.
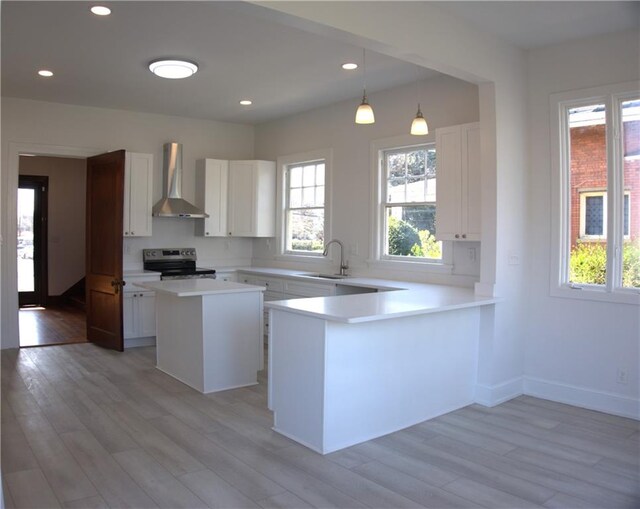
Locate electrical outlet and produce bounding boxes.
[225,240,231,251]
[123,243,131,255]
[468,247,476,262]
[508,251,520,265]
[617,368,628,385]
[350,243,359,256]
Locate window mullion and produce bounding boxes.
[607,95,621,291]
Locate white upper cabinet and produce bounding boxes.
[195,159,229,237]
[228,160,276,237]
[123,152,153,237]
[435,122,481,241]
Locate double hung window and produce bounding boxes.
[378,144,442,261]
[282,157,327,255]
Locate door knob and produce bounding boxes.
[111,279,126,294]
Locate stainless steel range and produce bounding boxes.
[143,248,216,280]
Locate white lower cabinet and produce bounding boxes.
[124,291,156,340]
[123,273,160,346]
[216,271,237,282]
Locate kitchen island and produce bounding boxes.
[265,285,497,454]
[139,279,264,394]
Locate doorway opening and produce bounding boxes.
[18,155,89,348]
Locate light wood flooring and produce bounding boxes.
[19,305,86,348]
[1,343,638,509]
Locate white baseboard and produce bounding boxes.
[523,376,640,420]
[124,337,156,349]
[475,377,523,406]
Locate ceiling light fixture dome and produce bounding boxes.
[90,6,111,16]
[341,62,358,70]
[149,59,198,79]
[38,69,53,77]
[239,99,253,106]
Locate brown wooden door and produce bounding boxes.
[86,150,125,351]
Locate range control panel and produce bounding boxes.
[143,248,197,261]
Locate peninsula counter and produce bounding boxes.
[265,286,496,454]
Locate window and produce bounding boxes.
[277,150,331,257]
[579,191,630,240]
[379,143,442,261]
[551,83,639,301]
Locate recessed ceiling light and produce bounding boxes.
[341,62,358,70]
[149,59,198,79]
[90,6,111,16]
[239,100,253,106]
[38,70,53,77]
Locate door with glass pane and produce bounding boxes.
[18,175,48,306]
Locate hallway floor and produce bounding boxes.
[19,304,86,347]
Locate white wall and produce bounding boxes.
[525,30,640,418]
[20,156,86,296]
[253,75,482,286]
[1,98,255,348]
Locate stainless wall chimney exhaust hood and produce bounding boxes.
[152,142,209,218]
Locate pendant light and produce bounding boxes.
[355,49,375,124]
[410,103,429,135]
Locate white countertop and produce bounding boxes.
[265,285,496,323]
[138,279,265,297]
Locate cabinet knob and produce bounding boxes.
[131,231,134,235]
[462,234,467,239]
[229,232,232,236]
[455,234,460,239]
[206,232,210,235]
[124,232,129,236]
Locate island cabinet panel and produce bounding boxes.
[435,122,481,241]
[269,306,481,454]
[154,288,263,393]
[123,152,153,237]
[227,160,276,237]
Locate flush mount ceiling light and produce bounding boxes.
[355,49,375,124]
[149,59,198,79]
[38,69,53,77]
[239,99,253,106]
[341,62,358,70]
[410,103,429,136]
[90,5,111,16]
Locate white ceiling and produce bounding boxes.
[1,1,437,125]
[2,2,638,125]
[438,1,639,50]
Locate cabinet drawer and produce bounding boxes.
[124,275,160,293]
[284,281,334,297]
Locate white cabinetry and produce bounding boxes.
[228,161,276,237]
[195,159,229,237]
[435,122,481,241]
[123,273,160,346]
[216,271,237,282]
[123,152,154,237]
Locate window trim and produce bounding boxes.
[275,149,332,261]
[549,81,640,304]
[369,134,452,273]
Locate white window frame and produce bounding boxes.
[550,81,640,304]
[579,190,631,240]
[369,134,452,274]
[276,149,332,261]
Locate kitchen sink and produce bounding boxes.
[297,273,347,280]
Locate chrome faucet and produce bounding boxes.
[323,239,349,276]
